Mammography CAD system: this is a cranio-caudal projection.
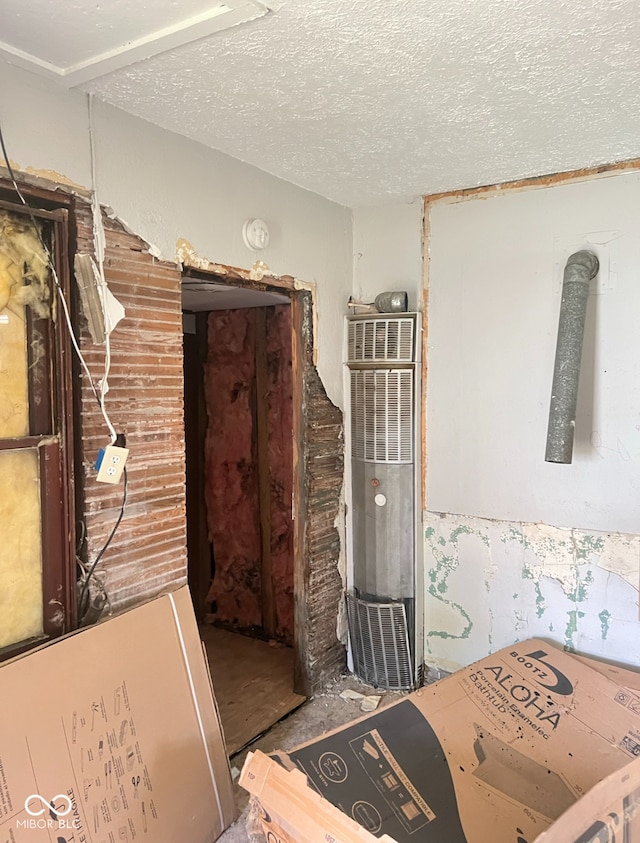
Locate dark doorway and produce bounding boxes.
[182,282,304,753]
[182,268,346,749]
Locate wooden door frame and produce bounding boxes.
[182,267,345,696]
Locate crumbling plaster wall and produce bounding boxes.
[425,170,640,673]
[0,58,352,409]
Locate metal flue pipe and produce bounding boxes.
[545,250,599,464]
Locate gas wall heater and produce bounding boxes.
[344,313,423,690]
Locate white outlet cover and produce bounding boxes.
[96,445,129,484]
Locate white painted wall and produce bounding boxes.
[0,59,352,407]
[425,171,640,672]
[352,201,423,310]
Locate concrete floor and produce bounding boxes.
[221,673,407,843]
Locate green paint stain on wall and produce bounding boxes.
[450,525,490,547]
[534,582,546,618]
[575,534,606,560]
[513,593,519,599]
[599,609,612,640]
[564,610,586,646]
[427,554,455,590]
[503,527,528,547]
[424,523,490,644]
[567,569,595,603]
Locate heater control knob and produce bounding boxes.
[374,493,387,507]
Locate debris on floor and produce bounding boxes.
[338,688,382,711]
[240,639,640,843]
[219,673,406,843]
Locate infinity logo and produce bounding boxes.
[24,794,72,818]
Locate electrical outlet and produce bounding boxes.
[96,445,129,484]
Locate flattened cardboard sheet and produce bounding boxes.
[0,587,235,843]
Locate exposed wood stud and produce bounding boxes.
[255,307,276,636]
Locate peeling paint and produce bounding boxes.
[176,237,315,292]
[566,569,594,603]
[176,237,320,364]
[250,260,272,280]
[424,511,640,673]
[424,522,489,646]
[565,610,585,647]
[19,165,86,192]
[599,609,612,640]
[500,522,634,598]
[574,535,606,559]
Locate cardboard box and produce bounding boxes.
[240,639,640,843]
[0,587,236,843]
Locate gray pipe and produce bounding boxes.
[545,250,599,464]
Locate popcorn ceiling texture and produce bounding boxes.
[79,0,640,205]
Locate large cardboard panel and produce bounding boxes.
[571,652,640,695]
[536,754,640,843]
[0,587,236,843]
[241,640,640,843]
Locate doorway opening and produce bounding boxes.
[182,267,346,754]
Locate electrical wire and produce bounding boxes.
[75,521,111,619]
[88,93,117,445]
[0,116,127,624]
[78,468,127,622]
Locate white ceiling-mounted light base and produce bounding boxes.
[242,218,270,251]
[0,1,270,88]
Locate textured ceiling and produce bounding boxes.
[4,0,640,206]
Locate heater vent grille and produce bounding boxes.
[347,593,413,690]
[351,369,413,463]
[347,318,415,363]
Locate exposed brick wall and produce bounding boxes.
[74,202,187,614]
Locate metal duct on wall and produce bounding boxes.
[545,250,599,464]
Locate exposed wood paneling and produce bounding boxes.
[255,308,276,637]
[294,291,345,694]
[266,306,294,643]
[183,313,211,622]
[424,157,640,206]
[74,202,188,616]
